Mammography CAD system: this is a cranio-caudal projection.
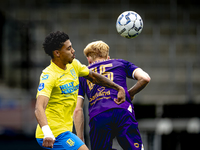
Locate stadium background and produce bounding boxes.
[0,0,199,149]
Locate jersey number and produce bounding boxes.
[87,63,113,90]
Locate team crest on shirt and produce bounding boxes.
[66,138,75,147]
[70,68,77,79]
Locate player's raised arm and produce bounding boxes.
[84,70,125,105]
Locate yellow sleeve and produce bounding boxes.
[36,72,55,98]
[74,59,89,77]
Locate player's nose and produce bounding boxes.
[72,48,75,53]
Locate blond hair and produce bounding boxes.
[83,41,109,60]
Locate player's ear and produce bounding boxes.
[53,50,60,57]
[107,56,110,59]
[87,56,92,64]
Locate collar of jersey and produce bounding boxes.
[50,60,69,72]
[88,59,111,66]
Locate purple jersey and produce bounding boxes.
[78,59,138,120]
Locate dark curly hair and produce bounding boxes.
[43,31,69,58]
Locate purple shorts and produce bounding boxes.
[89,108,143,150]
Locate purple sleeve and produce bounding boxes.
[123,60,138,78]
[78,77,85,97]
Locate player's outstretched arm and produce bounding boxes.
[128,68,151,101]
[74,97,85,142]
[35,95,55,148]
[84,70,125,104]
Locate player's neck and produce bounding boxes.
[52,59,67,70]
[93,58,107,62]
[88,56,109,64]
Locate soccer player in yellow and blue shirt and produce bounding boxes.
[35,31,126,150]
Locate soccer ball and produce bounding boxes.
[116,11,143,39]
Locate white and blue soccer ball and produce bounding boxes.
[116,11,143,39]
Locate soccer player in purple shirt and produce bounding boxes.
[74,41,150,150]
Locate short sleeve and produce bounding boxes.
[74,59,89,77]
[78,77,85,98]
[36,72,55,98]
[123,60,139,79]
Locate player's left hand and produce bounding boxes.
[114,87,125,105]
[129,94,135,101]
[42,137,55,148]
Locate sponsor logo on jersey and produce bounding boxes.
[134,143,139,148]
[38,83,44,91]
[59,82,79,94]
[66,138,75,147]
[41,74,49,80]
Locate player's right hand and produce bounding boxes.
[114,86,126,105]
[42,137,55,148]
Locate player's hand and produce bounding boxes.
[129,92,135,101]
[130,95,135,100]
[114,87,125,105]
[42,137,55,148]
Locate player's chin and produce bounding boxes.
[69,58,74,64]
